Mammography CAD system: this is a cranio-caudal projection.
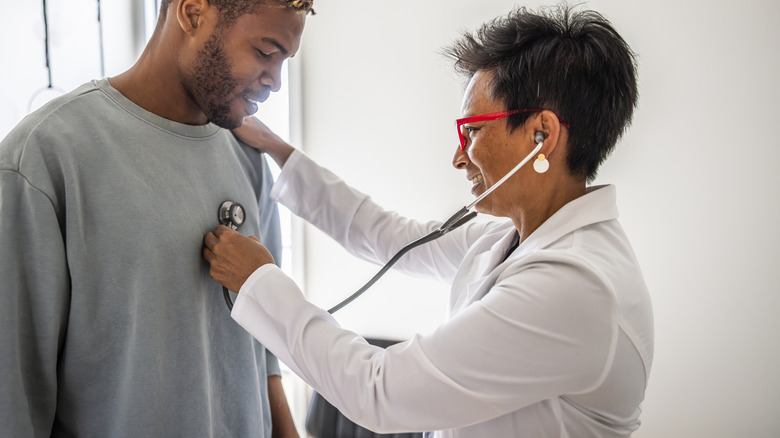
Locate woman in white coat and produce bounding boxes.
[203,5,653,437]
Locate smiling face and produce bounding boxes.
[452,70,534,217]
[182,5,305,128]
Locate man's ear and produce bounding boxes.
[177,0,208,35]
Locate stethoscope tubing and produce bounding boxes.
[326,140,542,313]
[327,209,477,314]
[220,139,542,313]
[224,286,235,311]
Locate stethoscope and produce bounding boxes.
[326,131,544,313]
[218,201,246,310]
[217,132,544,313]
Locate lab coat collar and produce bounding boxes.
[511,184,619,258]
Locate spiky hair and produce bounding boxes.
[446,5,638,182]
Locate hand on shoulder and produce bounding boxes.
[232,117,295,167]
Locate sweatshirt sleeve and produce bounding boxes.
[0,170,70,437]
[254,151,283,378]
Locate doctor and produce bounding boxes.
[203,5,653,437]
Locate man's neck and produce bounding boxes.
[109,42,207,126]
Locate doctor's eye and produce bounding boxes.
[462,126,480,138]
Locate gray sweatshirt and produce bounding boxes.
[0,79,282,437]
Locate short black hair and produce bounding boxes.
[159,0,314,28]
[446,5,638,182]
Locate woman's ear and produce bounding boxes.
[532,110,565,158]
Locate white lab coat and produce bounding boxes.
[232,150,653,437]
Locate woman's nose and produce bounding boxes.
[452,146,469,170]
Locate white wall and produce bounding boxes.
[0,0,144,138]
[298,0,780,436]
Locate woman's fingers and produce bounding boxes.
[202,226,275,292]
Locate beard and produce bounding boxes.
[187,34,243,129]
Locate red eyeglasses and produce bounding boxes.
[456,109,570,151]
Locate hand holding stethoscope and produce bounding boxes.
[208,201,273,310]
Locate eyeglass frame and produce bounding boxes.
[456,109,570,151]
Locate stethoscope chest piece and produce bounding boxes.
[219,201,245,230]
[218,200,246,311]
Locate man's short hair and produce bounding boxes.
[446,5,638,182]
[159,0,314,28]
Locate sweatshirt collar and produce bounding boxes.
[95,78,223,139]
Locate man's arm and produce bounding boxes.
[268,374,299,438]
[247,124,298,438]
[0,170,70,436]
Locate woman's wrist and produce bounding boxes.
[268,142,295,168]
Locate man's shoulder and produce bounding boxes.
[231,138,274,186]
[20,81,104,127]
[0,81,110,170]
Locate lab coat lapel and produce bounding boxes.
[452,229,519,313]
[449,186,619,314]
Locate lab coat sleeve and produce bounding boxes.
[232,254,618,433]
[271,151,491,282]
[0,170,70,437]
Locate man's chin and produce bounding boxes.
[208,113,244,130]
[216,119,244,130]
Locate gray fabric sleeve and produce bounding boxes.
[255,148,283,378]
[0,170,70,437]
[265,351,281,377]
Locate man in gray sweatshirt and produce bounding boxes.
[0,0,312,436]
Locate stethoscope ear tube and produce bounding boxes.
[465,140,543,211]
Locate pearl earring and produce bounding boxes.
[533,154,549,173]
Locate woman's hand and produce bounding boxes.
[233,117,295,168]
[203,225,276,292]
